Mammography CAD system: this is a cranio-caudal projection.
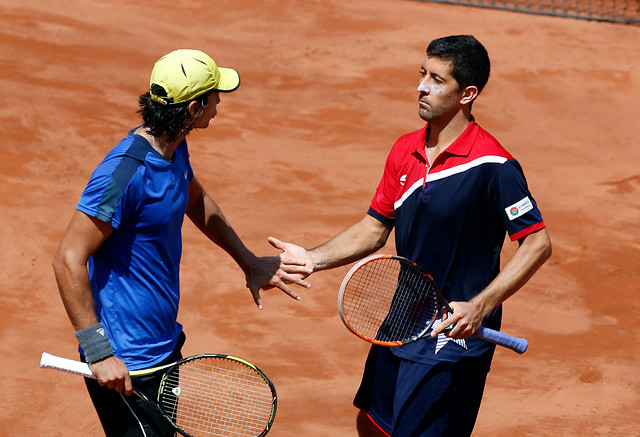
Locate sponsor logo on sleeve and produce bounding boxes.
[505,196,533,221]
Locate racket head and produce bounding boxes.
[156,354,277,437]
[338,254,443,346]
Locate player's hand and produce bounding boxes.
[244,253,312,309]
[268,236,314,279]
[89,355,132,396]
[430,301,484,339]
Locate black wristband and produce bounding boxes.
[75,322,114,363]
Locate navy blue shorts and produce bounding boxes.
[353,345,489,437]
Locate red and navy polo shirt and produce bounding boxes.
[368,121,545,367]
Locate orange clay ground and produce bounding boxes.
[1,0,639,435]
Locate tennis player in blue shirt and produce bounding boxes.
[53,49,311,437]
[271,35,552,436]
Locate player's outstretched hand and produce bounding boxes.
[268,236,314,279]
[244,250,312,309]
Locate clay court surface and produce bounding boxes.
[1,0,639,435]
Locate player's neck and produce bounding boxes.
[140,128,183,160]
[152,135,182,160]
[425,112,471,163]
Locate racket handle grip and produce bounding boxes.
[475,327,528,354]
[40,352,96,378]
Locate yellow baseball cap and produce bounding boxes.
[149,49,240,105]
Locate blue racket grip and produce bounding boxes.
[475,327,528,354]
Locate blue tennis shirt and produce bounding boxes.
[77,128,193,370]
[368,121,545,369]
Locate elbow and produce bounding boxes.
[52,246,81,282]
[539,230,553,264]
[544,239,552,261]
[52,249,69,298]
[523,228,552,266]
[52,248,65,277]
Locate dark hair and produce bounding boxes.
[138,85,213,142]
[426,35,490,95]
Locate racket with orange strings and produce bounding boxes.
[338,254,528,354]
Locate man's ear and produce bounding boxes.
[460,86,479,106]
[188,100,202,117]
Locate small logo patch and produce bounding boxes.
[505,197,533,221]
[400,175,407,186]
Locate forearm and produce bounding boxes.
[471,228,552,318]
[54,252,129,390]
[53,250,100,331]
[53,246,117,363]
[309,214,392,271]
[187,190,256,270]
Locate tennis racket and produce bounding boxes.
[40,352,277,437]
[337,254,528,354]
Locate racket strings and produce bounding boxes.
[159,357,274,436]
[344,258,400,337]
[343,257,438,344]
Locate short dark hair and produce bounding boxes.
[426,35,490,95]
[138,86,213,142]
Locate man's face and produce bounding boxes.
[194,91,221,129]
[417,56,463,123]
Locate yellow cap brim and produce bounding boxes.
[216,67,240,93]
